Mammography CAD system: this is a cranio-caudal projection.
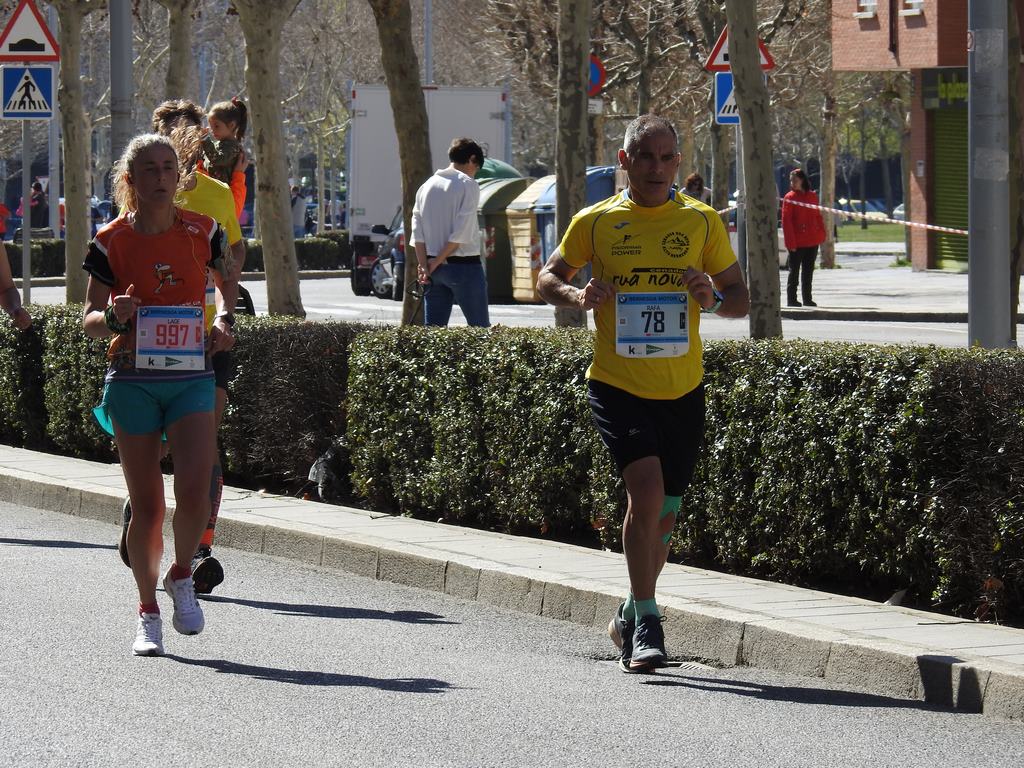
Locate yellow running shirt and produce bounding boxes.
[559,190,736,400]
[176,171,242,329]
[176,172,242,245]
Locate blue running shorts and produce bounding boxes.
[93,378,215,436]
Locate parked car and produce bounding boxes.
[836,198,888,221]
[892,203,905,221]
[370,207,405,301]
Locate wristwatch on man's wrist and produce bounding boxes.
[702,288,725,314]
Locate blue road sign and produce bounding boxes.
[714,72,739,125]
[2,64,52,119]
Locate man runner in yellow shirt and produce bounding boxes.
[538,114,749,672]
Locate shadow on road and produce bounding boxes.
[165,654,453,692]
[199,594,457,625]
[641,674,948,713]
[0,536,116,551]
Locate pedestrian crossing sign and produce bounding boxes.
[1,64,52,119]
[714,72,740,125]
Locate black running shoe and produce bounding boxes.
[191,547,224,595]
[608,602,636,672]
[629,614,667,671]
[118,498,132,568]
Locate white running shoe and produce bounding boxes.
[132,612,164,656]
[162,569,205,635]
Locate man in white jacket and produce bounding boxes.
[411,137,489,327]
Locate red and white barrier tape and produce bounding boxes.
[715,199,969,236]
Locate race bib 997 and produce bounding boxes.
[135,306,206,371]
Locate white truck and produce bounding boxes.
[346,84,510,294]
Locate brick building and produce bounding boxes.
[833,0,1023,270]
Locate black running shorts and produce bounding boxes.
[587,379,705,497]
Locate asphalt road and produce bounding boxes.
[27,277,976,347]
[3,501,1023,767]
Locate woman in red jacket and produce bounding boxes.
[781,168,826,307]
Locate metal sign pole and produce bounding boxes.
[47,6,59,237]
[735,124,747,276]
[21,118,30,303]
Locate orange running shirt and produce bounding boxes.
[83,208,225,381]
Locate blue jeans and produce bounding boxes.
[293,226,305,239]
[424,261,490,327]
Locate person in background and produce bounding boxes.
[683,172,712,205]
[411,137,489,328]
[29,181,47,228]
[291,185,306,239]
[781,168,826,308]
[202,97,248,218]
[0,199,10,241]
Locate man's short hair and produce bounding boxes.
[449,137,485,167]
[622,114,678,157]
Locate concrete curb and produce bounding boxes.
[2,459,1023,721]
[781,308,972,323]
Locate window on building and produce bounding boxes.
[899,0,924,16]
[854,1,878,19]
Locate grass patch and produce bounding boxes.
[834,221,907,243]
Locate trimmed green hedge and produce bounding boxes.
[345,327,613,544]
[0,306,48,449]
[0,233,352,279]
[345,330,1024,622]
[5,240,66,278]
[242,234,350,272]
[3,310,1024,623]
[220,317,371,492]
[41,304,115,462]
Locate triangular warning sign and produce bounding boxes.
[5,68,48,112]
[0,0,59,63]
[705,27,774,72]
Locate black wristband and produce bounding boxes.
[103,305,131,334]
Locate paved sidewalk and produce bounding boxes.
[2,444,1023,721]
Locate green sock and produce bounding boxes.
[660,495,682,546]
[634,598,660,618]
[623,592,636,621]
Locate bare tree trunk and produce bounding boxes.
[233,0,304,317]
[589,111,605,165]
[696,2,729,213]
[679,114,695,180]
[901,108,912,259]
[554,0,591,328]
[1009,0,1023,339]
[709,120,730,213]
[367,0,433,326]
[820,89,837,268]
[879,130,893,216]
[156,0,195,99]
[316,132,326,234]
[635,4,652,115]
[52,0,100,303]
[724,0,781,338]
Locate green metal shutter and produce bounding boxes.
[932,109,968,270]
